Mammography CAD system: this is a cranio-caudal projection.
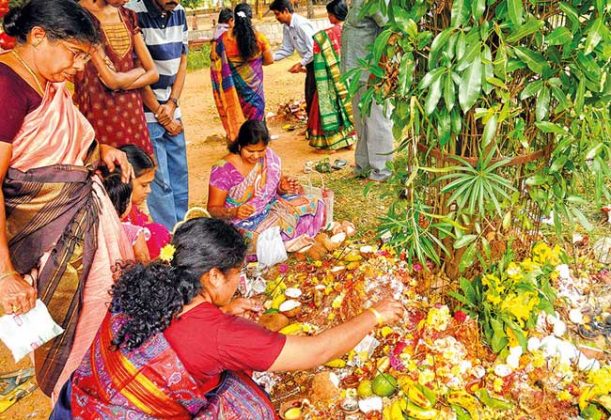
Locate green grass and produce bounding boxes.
[187,44,212,71]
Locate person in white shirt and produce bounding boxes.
[269,0,316,116]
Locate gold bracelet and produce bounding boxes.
[367,307,384,326]
[0,271,18,282]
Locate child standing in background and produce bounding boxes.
[119,145,172,259]
[102,169,151,262]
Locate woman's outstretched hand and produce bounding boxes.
[279,176,302,195]
[371,298,404,325]
[221,297,263,319]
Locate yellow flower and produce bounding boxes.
[418,369,435,385]
[531,351,545,368]
[426,305,451,331]
[159,244,176,263]
[587,366,611,394]
[314,260,323,267]
[482,274,500,288]
[557,390,572,401]
[493,377,504,393]
[487,294,502,305]
[505,262,523,281]
[520,258,541,273]
[501,292,537,326]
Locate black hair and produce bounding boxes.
[269,0,294,13]
[228,120,270,154]
[110,218,247,350]
[326,0,348,21]
[3,0,99,44]
[101,167,133,218]
[232,3,259,60]
[218,8,233,24]
[118,144,156,178]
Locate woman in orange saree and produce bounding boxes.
[0,0,133,398]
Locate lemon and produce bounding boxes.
[372,373,397,397]
[357,379,373,398]
[283,407,302,419]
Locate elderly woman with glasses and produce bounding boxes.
[0,0,134,398]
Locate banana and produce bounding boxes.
[271,294,286,309]
[382,405,392,420]
[407,386,432,409]
[403,401,438,419]
[278,322,305,335]
[447,391,481,420]
[324,358,346,368]
[390,399,402,420]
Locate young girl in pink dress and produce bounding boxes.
[119,145,171,259]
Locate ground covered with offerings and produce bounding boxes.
[244,230,610,419]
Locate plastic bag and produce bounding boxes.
[256,226,288,267]
[0,299,64,362]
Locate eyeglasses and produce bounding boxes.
[59,40,92,64]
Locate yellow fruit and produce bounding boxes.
[283,407,302,419]
[271,294,286,309]
[279,323,305,335]
[324,358,346,368]
[357,380,373,398]
[376,356,390,372]
[372,373,397,397]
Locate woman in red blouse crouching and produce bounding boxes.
[51,217,403,419]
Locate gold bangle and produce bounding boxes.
[0,271,18,282]
[367,307,384,326]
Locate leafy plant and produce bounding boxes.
[449,242,560,353]
[352,0,611,274]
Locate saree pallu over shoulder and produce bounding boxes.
[71,313,277,419]
[3,144,101,396]
[212,33,266,140]
[307,26,356,151]
[10,82,95,172]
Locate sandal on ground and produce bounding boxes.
[314,159,331,173]
[303,161,314,174]
[0,381,38,414]
[331,159,348,170]
[0,368,34,397]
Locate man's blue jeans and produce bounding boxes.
[146,121,188,230]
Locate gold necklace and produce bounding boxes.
[11,49,46,96]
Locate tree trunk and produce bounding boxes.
[306,0,314,19]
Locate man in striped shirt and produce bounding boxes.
[128,0,189,230]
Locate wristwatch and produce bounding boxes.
[169,97,179,107]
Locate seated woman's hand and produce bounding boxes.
[371,298,404,325]
[221,297,263,319]
[278,176,302,195]
[235,204,255,219]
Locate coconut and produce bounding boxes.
[494,364,512,377]
[342,221,356,237]
[358,397,383,414]
[553,320,567,337]
[330,221,343,235]
[330,265,346,273]
[279,299,302,317]
[330,232,346,246]
[359,245,376,258]
[569,309,584,324]
[527,337,541,352]
[258,313,290,332]
[285,288,302,299]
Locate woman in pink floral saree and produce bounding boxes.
[207,121,325,246]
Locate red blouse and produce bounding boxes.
[164,302,286,386]
[0,62,42,142]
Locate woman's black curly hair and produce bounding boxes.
[110,217,247,351]
[233,3,259,60]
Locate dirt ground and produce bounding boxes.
[0,55,354,419]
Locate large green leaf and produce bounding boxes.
[456,31,467,61]
[425,77,442,115]
[454,234,478,249]
[459,56,482,112]
[506,18,544,43]
[507,0,524,26]
[536,86,550,121]
[519,79,543,100]
[444,71,456,111]
[584,17,603,55]
[451,0,471,27]
[513,47,551,75]
[546,27,573,46]
[472,0,485,21]
[429,28,454,69]
[438,108,452,145]
[535,121,566,134]
[558,2,580,31]
[372,29,393,63]
[482,114,498,146]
